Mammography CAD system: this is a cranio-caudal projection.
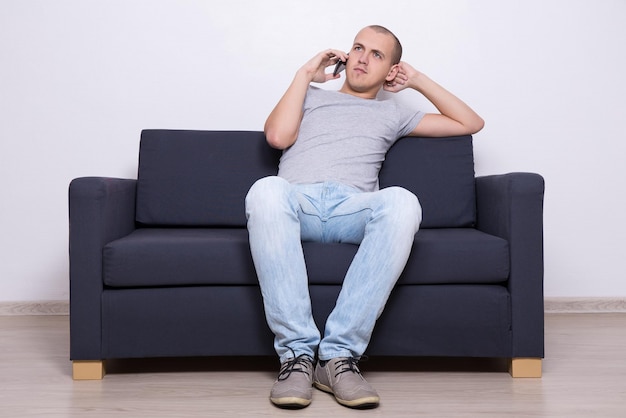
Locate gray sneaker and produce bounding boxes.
[313,357,380,409]
[270,354,314,408]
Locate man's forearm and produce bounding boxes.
[410,72,484,135]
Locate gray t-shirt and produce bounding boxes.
[278,86,425,192]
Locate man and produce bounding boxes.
[245,25,484,409]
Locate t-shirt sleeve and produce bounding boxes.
[397,104,425,138]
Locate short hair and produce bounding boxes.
[367,25,403,64]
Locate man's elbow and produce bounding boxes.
[463,115,485,135]
[264,128,296,150]
[467,116,485,135]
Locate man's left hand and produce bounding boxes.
[383,62,420,93]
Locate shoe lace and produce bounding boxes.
[333,357,365,378]
[277,349,313,381]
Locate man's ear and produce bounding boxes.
[386,64,400,82]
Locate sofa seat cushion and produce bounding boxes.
[104,227,509,288]
[103,228,256,288]
[400,229,509,285]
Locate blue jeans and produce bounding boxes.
[245,176,421,363]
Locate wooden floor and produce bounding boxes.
[1,314,625,417]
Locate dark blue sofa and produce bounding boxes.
[69,130,544,379]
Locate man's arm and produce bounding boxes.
[264,49,348,149]
[384,62,485,137]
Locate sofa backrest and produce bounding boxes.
[379,136,476,228]
[136,130,476,228]
[136,130,280,226]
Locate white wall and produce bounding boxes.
[1,0,625,302]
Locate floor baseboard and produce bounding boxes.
[544,297,626,313]
[0,301,69,316]
[1,298,625,316]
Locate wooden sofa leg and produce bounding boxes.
[73,360,106,380]
[509,358,542,378]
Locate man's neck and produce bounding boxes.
[339,83,380,100]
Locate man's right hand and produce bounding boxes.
[299,49,349,84]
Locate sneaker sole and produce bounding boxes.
[313,381,380,409]
[270,396,312,409]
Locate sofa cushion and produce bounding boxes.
[400,229,509,284]
[379,136,476,228]
[136,130,280,226]
[103,228,509,288]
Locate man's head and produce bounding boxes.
[367,25,403,64]
[340,25,403,99]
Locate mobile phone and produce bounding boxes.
[333,59,346,76]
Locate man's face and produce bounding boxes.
[343,28,398,98]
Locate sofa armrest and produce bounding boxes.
[475,172,545,358]
[69,177,137,360]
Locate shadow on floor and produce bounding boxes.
[104,355,510,375]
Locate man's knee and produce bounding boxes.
[383,187,422,232]
[245,176,292,217]
[246,176,286,203]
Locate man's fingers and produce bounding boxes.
[325,49,348,64]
